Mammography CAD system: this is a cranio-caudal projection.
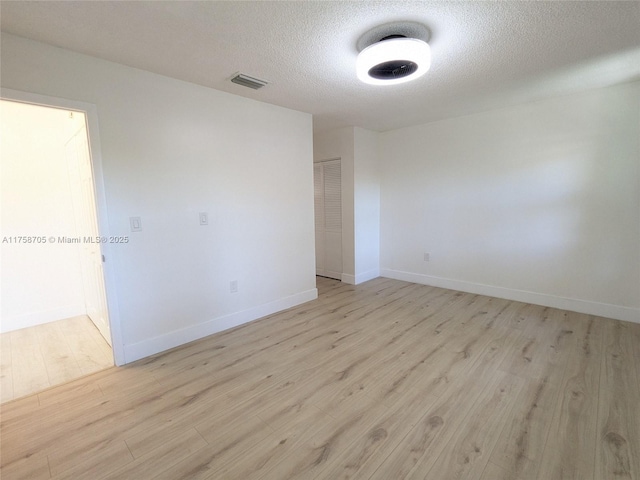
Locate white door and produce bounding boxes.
[314,159,342,280]
[65,116,111,345]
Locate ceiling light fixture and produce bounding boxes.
[356,22,431,86]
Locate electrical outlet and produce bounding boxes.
[230,280,238,293]
[424,252,430,262]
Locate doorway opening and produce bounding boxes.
[0,99,114,402]
[314,158,343,280]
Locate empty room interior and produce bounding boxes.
[0,1,639,480]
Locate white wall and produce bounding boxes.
[1,33,317,362]
[313,126,355,282]
[380,81,640,323]
[0,101,87,331]
[353,127,380,284]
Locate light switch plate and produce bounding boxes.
[130,216,142,232]
[199,212,208,225]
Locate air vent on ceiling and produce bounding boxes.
[230,73,268,90]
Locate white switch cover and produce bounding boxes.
[130,217,142,232]
[199,212,208,225]
[230,280,238,293]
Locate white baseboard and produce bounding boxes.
[123,288,318,363]
[0,304,87,333]
[341,274,356,285]
[340,270,380,285]
[355,268,380,285]
[381,269,640,324]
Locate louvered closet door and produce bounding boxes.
[314,159,342,280]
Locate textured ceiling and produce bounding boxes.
[2,1,639,133]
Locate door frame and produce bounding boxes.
[1,87,125,366]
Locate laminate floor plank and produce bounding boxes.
[536,313,604,480]
[595,319,640,480]
[367,332,526,480]
[498,308,574,386]
[488,310,582,480]
[411,372,524,480]
[312,386,439,480]
[104,428,208,480]
[38,380,104,408]
[0,334,14,403]
[0,452,51,480]
[48,438,132,478]
[247,368,344,431]
[208,404,329,480]
[290,283,453,370]
[48,439,133,480]
[629,320,640,389]
[2,388,167,473]
[154,414,274,480]
[480,460,515,480]
[317,290,489,381]
[1,277,637,480]
[34,321,84,386]
[488,374,562,479]
[8,328,50,399]
[256,397,390,480]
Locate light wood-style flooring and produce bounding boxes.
[1,277,639,480]
[0,316,113,403]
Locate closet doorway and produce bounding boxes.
[314,158,342,280]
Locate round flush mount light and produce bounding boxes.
[356,22,431,86]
